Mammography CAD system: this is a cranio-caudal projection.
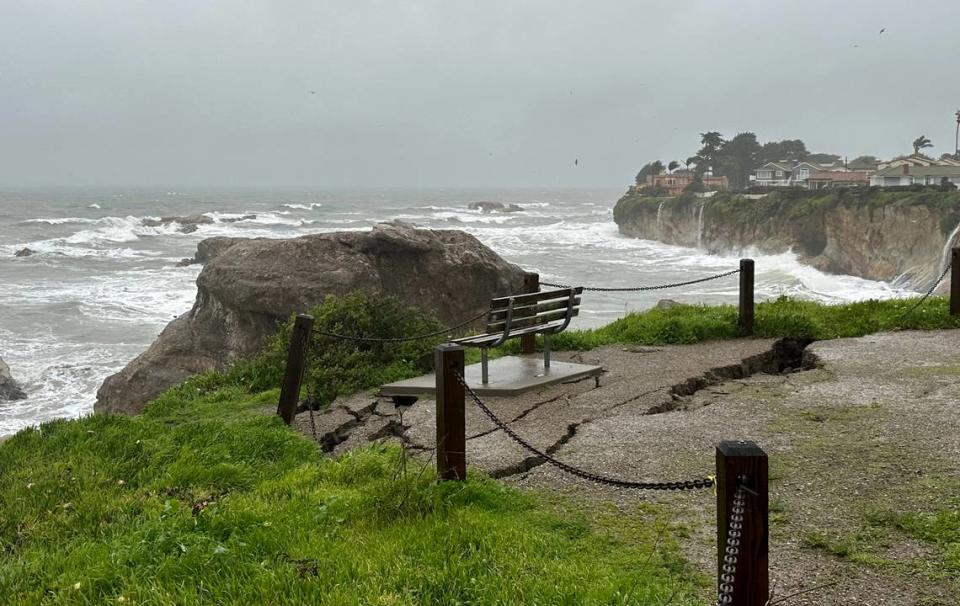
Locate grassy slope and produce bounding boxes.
[4,293,960,604]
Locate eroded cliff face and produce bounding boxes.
[614,190,960,288]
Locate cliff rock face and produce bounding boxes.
[614,190,960,288]
[0,357,26,401]
[96,222,525,415]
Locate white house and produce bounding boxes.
[752,161,847,188]
[870,164,960,187]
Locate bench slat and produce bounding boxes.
[486,308,579,332]
[489,287,583,308]
[488,297,581,321]
[453,319,569,346]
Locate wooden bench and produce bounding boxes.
[452,287,583,384]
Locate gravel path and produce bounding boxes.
[295,331,960,605]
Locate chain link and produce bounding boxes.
[899,262,951,321]
[540,268,741,293]
[716,481,747,605]
[454,370,714,491]
[311,309,489,343]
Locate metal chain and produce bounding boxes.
[899,262,951,320]
[454,370,714,491]
[540,268,741,293]
[716,481,747,605]
[311,308,489,343]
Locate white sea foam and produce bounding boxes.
[88,203,101,209]
[0,189,926,436]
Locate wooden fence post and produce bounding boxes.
[951,248,960,316]
[521,272,540,354]
[739,259,755,336]
[716,440,769,606]
[435,344,466,480]
[277,314,314,425]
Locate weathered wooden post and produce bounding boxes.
[951,248,960,316]
[716,440,769,606]
[739,259,755,336]
[521,272,540,355]
[435,343,466,480]
[277,314,314,425]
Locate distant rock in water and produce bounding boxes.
[0,358,26,401]
[96,222,526,415]
[467,201,523,213]
[142,214,256,234]
[14,248,34,257]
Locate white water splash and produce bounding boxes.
[696,203,705,248]
[939,219,960,280]
[656,201,664,237]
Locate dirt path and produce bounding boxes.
[294,331,960,605]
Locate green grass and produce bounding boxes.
[0,415,701,605]
[4,291,960,603]
[545,295,960,351]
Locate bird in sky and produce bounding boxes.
[879,28,885,34]
[309,90,317,94]
[574,158,579,166]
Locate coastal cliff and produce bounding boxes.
[614,189,960,289]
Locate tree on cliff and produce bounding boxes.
[635,161,665,184]
[717,132,762,190]
[759,139,808,164]
[849,155,879,169]
[913,135,933,155]
[687,131,725,175]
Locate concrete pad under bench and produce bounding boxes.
[380,355,603,398]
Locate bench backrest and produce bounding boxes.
[485,287,583,338]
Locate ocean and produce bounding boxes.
[0,186,915,435]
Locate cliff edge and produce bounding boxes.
[613,189,960,289]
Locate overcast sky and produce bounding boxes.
[2,0,959,188]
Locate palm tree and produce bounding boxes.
[912,135,933,156]
[668,160,680,173]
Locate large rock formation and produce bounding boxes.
[96,223,526,414]
[0,358,26,401]
[614,189,960,289]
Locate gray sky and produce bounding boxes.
[2,0,959,188]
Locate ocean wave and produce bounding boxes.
[281,203,323,210]
[23,217,101,225]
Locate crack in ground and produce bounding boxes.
[490,338,814,480]
[466,394,569,441]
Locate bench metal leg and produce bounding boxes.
[481,349,489,384]
[543,333,551,370]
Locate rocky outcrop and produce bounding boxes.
[143,214,256,234]
[614,190,960,289]
[0,358,26,401]
[468,202,523,213]
[95,222,526,415]
[14,248,34,258]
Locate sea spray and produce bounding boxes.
[939,220,960,282]
[656,201,664,237]
[696,203,705,249]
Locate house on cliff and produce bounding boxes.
[647,170,728,196]
[753,161,870,189]
[870,164,960,187]
[879,154,960,170]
